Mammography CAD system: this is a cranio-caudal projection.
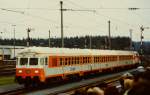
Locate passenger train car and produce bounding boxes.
[15,47,140,86]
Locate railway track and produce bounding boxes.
[0,68,139,95]
[25,69,137,95]
[0,84,24,95]
[0,88,25,95]
[0,61,15,76]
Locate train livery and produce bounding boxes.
[15,47,140,86]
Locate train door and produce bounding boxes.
[48,56,56,67]
[39,57,49,77]
[39,58,44,67]
[44,56,63,77]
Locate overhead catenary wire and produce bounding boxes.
[0,0,149,40]
[64,0,138,27]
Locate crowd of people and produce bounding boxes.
[71,66,150,95]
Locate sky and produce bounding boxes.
[0,0,150,41]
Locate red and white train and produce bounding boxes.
[15,47,140,86]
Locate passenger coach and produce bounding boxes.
[15,47,140,86]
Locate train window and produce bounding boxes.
[60,58,63,65]
[65,58,67,65]
[78,57,79,64]
[68,58,71,65]
[107,56,108,62]
[99,57,101,62]
[96,57,97,62]
[86,57,87,63]
[87,57,88,63]
[76,57,78,64]
[72,57,74,64]
[45,58,48,65]
[75,57,77,64]
[20,58,28,65]
[30,58,38,65]
[83,57,85,63]
[80,57,82,63]
[103,56,105,62]
[78,57,80,64]
[83,57,84,63]
[103,56,104,62]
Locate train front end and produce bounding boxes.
[15,49,47,86]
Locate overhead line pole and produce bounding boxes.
[27,28,33,47]
[108,20,111,49]
[49,30,51,47]
[129,29,132,50]
[12,25,16,58]
[60,1,64,48]
[59,1,95,48]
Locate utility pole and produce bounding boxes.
[139,25,149,65]
[59,1,95,48]
[60,1,64,48]
[12,25,16,58]
[129,29,132,50]
[139,26,149,54]
[108,20,111,49]
[49,30,51,47]
[27,28,33,47]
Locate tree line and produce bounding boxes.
[0,36,131,49]
[0,35,150,54]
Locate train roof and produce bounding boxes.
[17,47,138,57]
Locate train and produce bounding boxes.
[15,47,140,86]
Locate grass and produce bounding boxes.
[0,76,15,85]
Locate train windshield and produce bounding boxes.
[20,58,28,65]
[29,58,38,65]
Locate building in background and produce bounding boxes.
[0,45,25,64]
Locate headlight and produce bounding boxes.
[35,70,39,74]
[18,70,22,73]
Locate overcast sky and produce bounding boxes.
[0,0,150,41]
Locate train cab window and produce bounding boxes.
[20,58,28,65]
[30,58,38,65]
[45,58,48,65]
